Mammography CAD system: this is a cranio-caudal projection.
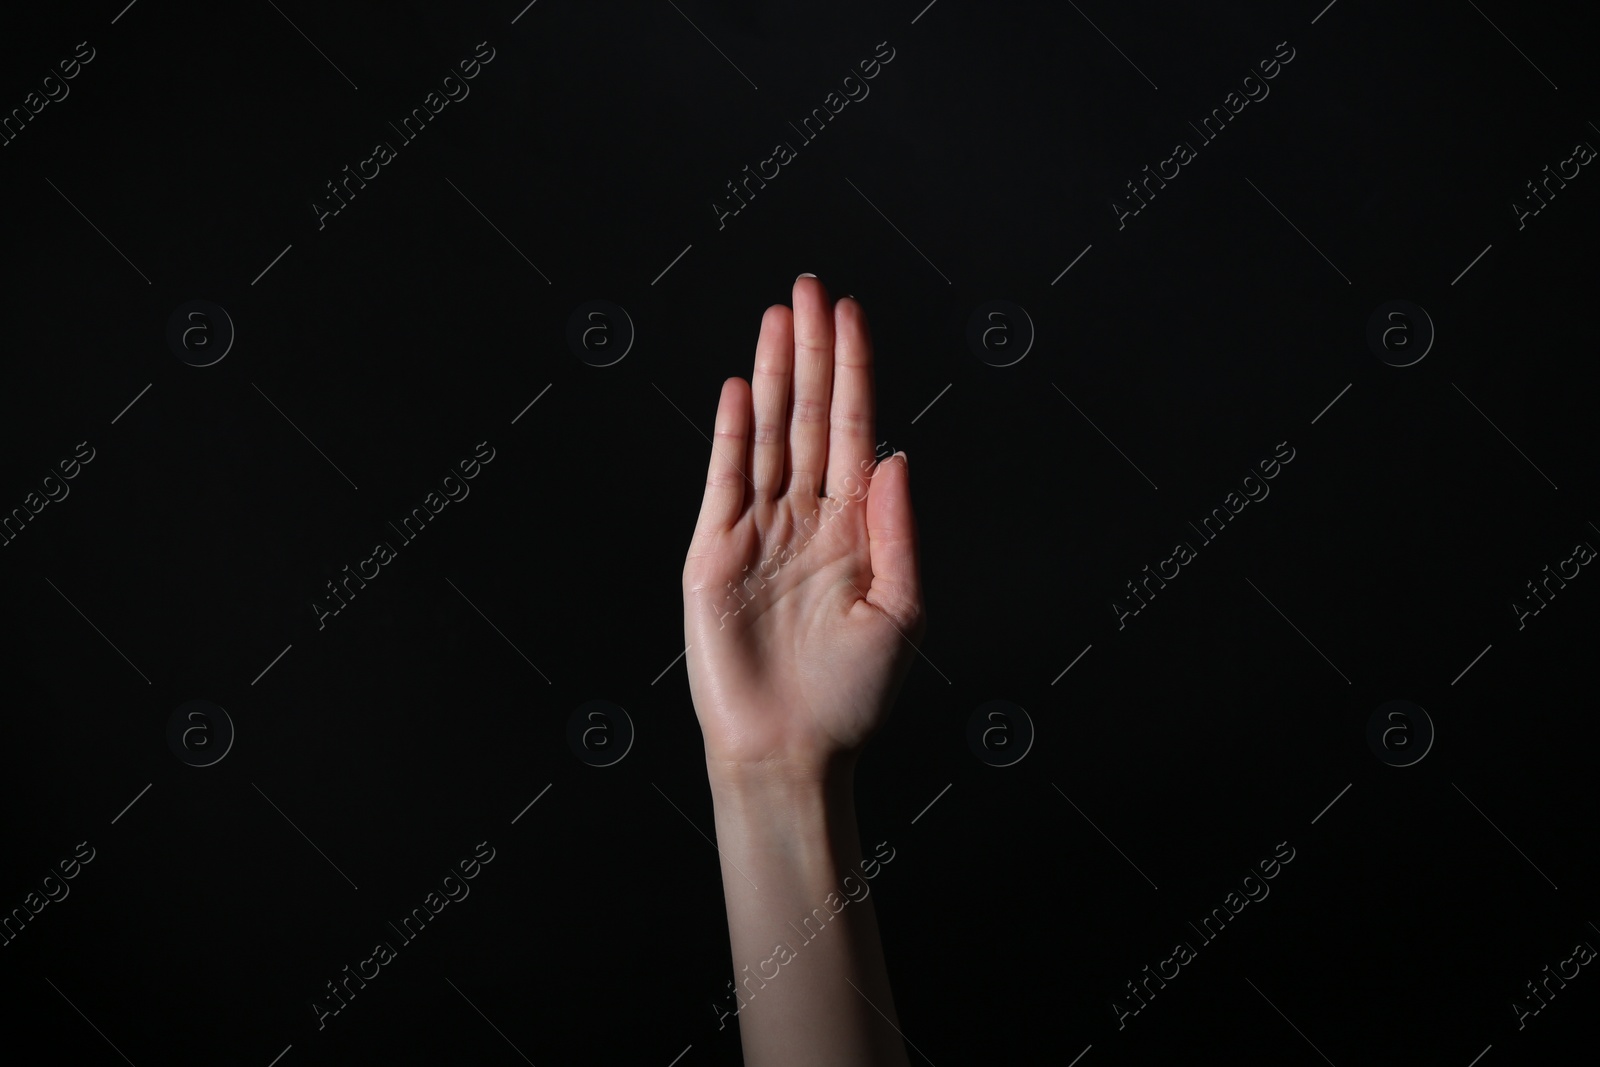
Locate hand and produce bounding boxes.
[681,275,925,784]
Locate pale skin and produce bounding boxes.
[682,274,924,1066]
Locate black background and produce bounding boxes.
[1,1,1596,1064]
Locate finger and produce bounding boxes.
[787,274,834,499]
[695,376,752,535]
[865,452,923,630]
[749,304,793,502]
[825,296,875,502]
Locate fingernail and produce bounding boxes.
[894,450,908,470]
[797,272,817,279]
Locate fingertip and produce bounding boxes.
[833,293,872,345]
[760,303,792,337]
[717,376,747,407]
[878,451,909,492]
[793,274,829,303]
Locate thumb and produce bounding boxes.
[864,451,923,630]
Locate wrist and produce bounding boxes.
[705,749,858,801]
[706,753,860,865]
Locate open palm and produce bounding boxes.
[681,276,925,781]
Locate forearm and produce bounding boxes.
[707,758,910,1067]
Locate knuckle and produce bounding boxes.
[790,397,829,424]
